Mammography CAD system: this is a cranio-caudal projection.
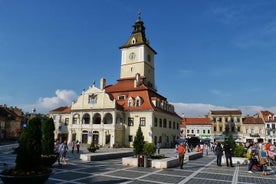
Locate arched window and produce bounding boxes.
[82,113,90,124]
[103,113,113,124]
[93,113,101,124]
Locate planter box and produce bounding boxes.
[221,156,247,165]
[80,151,133,161]
[122,152,203,169]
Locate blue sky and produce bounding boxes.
[1,0,276,117]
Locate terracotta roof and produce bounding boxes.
[210,110,242,115]
[260,110,274,117]
[243,116,264,124]
[181,117,211,126]
[105,78,180,117]
[260,110,276,122]
[49,106,71,113]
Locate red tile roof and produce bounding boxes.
[181,117,211,126]
[260,110,276,122]
[49,106,71,113]
[243,116,264,124]
[105,78,180,117]
[210,110,242,115]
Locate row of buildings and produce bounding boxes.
[1,14,276,147]
[181,110,276,145]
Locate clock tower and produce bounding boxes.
[119,12,157,91]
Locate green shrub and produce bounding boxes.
[233,145,246,157]
[87,140,99,152]
[143,143,156,157]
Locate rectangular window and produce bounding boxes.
[163,120,167,128]
[159,119,162,127]
[169,121,172,128]
[154,118,158,127]
[118,95,126,100]
[128,135,133,142]
[128,117,134,126]
[203,130,206,134]
[65,118,69,126]
[73,117,77,124]
[140,117,146,126]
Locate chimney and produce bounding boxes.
[100,78,106,90]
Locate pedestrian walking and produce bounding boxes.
[54,139,61,165]
[59,140,68,165]
[215,142,223,166]
[157,142,161,154]
[204,143,209,156]
[76,140,80,153]
[177,142,186,169]
[71,140,76,153]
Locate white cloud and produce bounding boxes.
[22,89,78,114]
[210,89,230,97]
[172,102,276,117]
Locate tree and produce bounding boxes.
[41,117,55,155]
[15,116,42,171]
[226,132,236,150]
[133,125,144,156]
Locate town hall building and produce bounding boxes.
[49,14,181,148]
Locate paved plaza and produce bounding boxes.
[1,147,276,184]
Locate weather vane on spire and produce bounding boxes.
[137,9,141,20]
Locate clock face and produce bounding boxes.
[129,52,136,60]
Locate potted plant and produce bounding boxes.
[0,116,52,184]
[87,139,99,153]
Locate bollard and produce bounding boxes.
[144,155,147,168]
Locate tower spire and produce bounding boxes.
[137,9,141,21]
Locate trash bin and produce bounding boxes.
[138,154,144,167]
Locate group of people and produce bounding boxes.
[214,142,234,167]
[54,139,81,166]
[246,141,276,176]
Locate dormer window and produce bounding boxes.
[128,97,134,107]
[118,95,126,100]
[135,96,143,106]
[88,94,97,104]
